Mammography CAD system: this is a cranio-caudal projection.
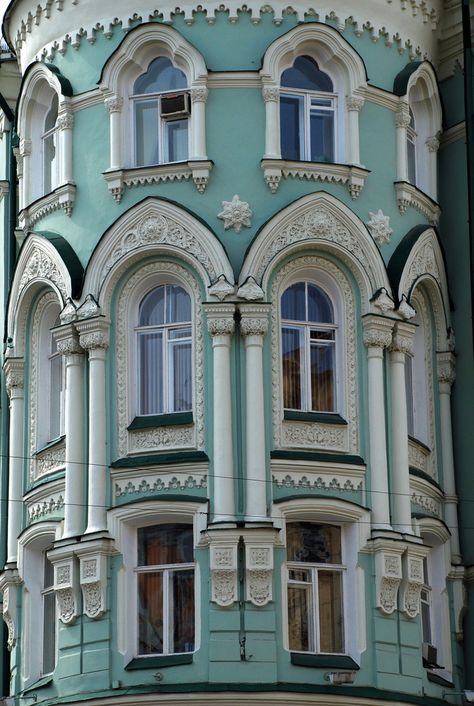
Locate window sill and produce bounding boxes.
[128,412,193,431]
[103,160,213,202]
[290,653,359,669]
[125,653,193,670]
[111,450,208,468]
[21,675,54,693]
[394,181,440,225]
[426,670,453,687]
[261,158,369,198]
[18,182,76,230]
[284,411,347,425]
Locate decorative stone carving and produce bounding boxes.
[104,161,213,199]
[78,550,109,619]
[0,571,22,651]
[19,183,77,229]
[76,317,110,351]
[367,209,393,245]
[218,195,252,232]
[272,472,363,493]
[34,443,66,481]
[426,135,440,152]
[398,296,417,320]
[346,95,365,111]
[57,111,74,130]
[206,306,236,337]
[239,305,270,337]
[395,104,411,129]
[362,316,394,350]
[208,275,235,301]
[372,288,395,314]
[261,159,369,198]
[375,548,403,614]
[104,95,123,113]
[210,545,238,606]
[282,422,347,451]
[114,473,207,498]
[19,247,67,300]
[53,324,82,356]
[190,87,208,103]
[246,545,273,606]
[129,426,195,453]
[3,357,24,395]
[60,298,77,324]
[28,493,64,523]
[262,85,279,102]
[437,351,456,386]
[52,557,79,624]
[237,277,264,301]
[401,554,424,618]
[390,321,415,356]
[76,294,101,320]
[395,182,440,224]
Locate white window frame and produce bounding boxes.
[40,552,57,676]
[41,96,60,195]
[280,83,337,163]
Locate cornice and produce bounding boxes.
[440,122,465,147]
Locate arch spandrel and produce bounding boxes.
[83,197,234,313]
[239,192,391,313]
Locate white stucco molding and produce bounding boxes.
[394,227,451,349]
[82,197,234,313]
[239,192,391,313]
[7,233,73,356]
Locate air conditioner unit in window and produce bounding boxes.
[161,92,190,119]
[422,642,443,669]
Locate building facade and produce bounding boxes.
[0,1,472,705]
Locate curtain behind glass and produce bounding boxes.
[135,100,159,167]
[138,331,163,415]
[282,327,302,409]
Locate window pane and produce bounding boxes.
[407,137,416,185]
[318,570,344,653]
[282,327,303,410]
[139,286,165,326]
[170,340,192,412]
[281,282,306,321]
[307,283,333,323]
[165,119,188,162]
[43,132,57,193]
[310,342,335,412]
[49,353,62,440]
[138,571,163,654]
[287,523,341,564]
[280,94,302,161]
[167,285,191,323]
[421,597,432,644]
[138,524,193,566]
[281,56,333,92]
[405,354,415,436]
[288,584,311,651]
[135,100,159,167]
[171,569,195,653]
[138,331,163,415]
[42,591,56,673]
[134,57,187,94]
[310,109,334,162]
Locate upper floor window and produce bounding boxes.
[286,522,344,654]
[48,315,64,442]
[406,108,417,186]
[132,57,189,167]
[42,552,56,675]
[281,281,336,413]
[42,94,59,194]
[137,523,195,656]
[280,56,335,163]
[136,283,192,416]
[405,311,428,444]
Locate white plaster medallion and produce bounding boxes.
[367,209,393,245]
[218,195,252,232]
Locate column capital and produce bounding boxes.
[346,94,365,112]
[3,357,24,395]
[362,315,394,349]
[204,303,236,337]
[191,86,208,103]
[426,134,440,153]
[395,102,411,129]
[52,323,83,356]
[75,317,110,351]
[57,110,74,130]
[437,350,456,386]
[390,320,416,355]
[19,137,32,157]
[262,85,279,103]
[239,303,270,337]
[104,94,123,114]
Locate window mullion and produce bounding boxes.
[163,568,170,654]
[313,567,320,653]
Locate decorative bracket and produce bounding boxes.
[374,543,405,615]
[210,544,238,607]
[245,544,273,606]
[52,556,79,624]
[75,537,117,619]
[401,548,428,618]
[0,569,22,650]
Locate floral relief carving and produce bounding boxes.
[385,555,401,576]
[366,209,393,245]
[247,570,272,606]
[35,443,66,480]
[237,277,264,301]
[411,492,440,516]
[212,570,237,607]
[408,438,429,475]
[27,494,64,523]
[114,474,207,499]
[102,214,217,289]
[379,577,401,614]
[116,262,204,457]
[82,559,97,578]
[56,588,76,624]
[272,473,363,492]
[406,243,441,293]
[271,256,358,453]
[56,565,71,585]
[403,581,422,618]
[217,195,252,233]
[82,582,103,618]
[208,275,235,301]
[19,248,67,299]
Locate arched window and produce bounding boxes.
[280,56,335,163]
[281,281,336,413]
[48,314,64,443]
[136,283,192,416]
[286,522,344,654]
[406,108,417,186]
[42,94,59,194]
[132,57,189,167]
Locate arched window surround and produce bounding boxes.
[115,260,205,459]
[271,256,359,456]
[16,63,75,230]
[99,24,211,201]
[260,23,368,196]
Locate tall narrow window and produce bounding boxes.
[42,94,59,194]
[281,281,336,412]
[133,57,189,167]
[42,552,56,674]
[407,108,417,186]
[421,557,432,647]
[405,312,428,443]
[286,522,344,654]
[136,524,195,656]
[136,283,192,416]
[280,56,335,163]
[48,317,64,441]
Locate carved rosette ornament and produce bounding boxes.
[367,209,393,245]
[210,545,238,606]
[375,547,404,615]
[218,195,252,233]
[426,135,440,153]
[401,553,425,618]
[246,545,273,606]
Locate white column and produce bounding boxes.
[390,322,416,535]
[205,304,236,523]
[190,87,208,160]
[19,138,31,209]
[346,95,364,165]
[105,96,123,170]
[262,85,280,159]
[76,318,110,535]
[58,107,74,183]
[395,101,410,182]
[240,305,270,523]
[437,351,461,563]
[426,134,440,200]
[55,325,85,539]
[363,316,394,531]
[3,358,25,564]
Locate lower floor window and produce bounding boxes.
[287,522,344,654]
[42,553,56,674]
[136,524,195,655]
